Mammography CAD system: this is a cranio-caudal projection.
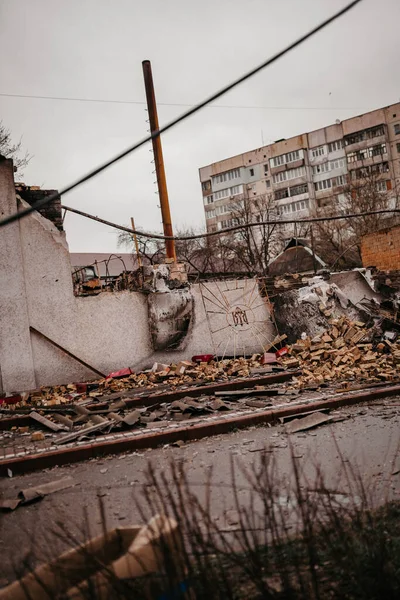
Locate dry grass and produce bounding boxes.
[5,445,400,599]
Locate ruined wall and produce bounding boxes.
[0,159,273,391]
[361,225,400,271]
[0,159,36,392]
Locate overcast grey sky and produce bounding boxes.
[1,0,399,252]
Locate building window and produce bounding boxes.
[205,195,213,205]
[206,209,216,218]
[272,165,305,184]
[213,168,241,184]
[371,143,386,157]
[216,204,231,216]
[330,158,346,170]
[351,162,389,180]
[249,168,254,176]
[347,151,357,163]
[201,180,211,191]
[397,143,400,153]
[328,140,343,153]
[347,143,386,164]
[335,175,346,186]
[376,181,387,192]
[265,179,271,188]
[274,188,289,200]
[345,125,385,146]
[314,178,332,191]
[264,164,268,175]
[270,149,302,168]
[213,184,243,200]
[277,199,309,215]
[289,183,308,197]
[313,162,330,175]
[311,146,325,158]
[394,124,400,135]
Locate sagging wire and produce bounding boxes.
[0,0,363,230]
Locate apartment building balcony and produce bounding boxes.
[276,192,309,206]
[272,175,308,190]
[346,153,389,171]
[313,166,347,184]
[327,147,346,159]
[270,158,305,176]
[344,133,387,153]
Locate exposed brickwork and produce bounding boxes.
[15,184,63,231]
[361,225,400,271]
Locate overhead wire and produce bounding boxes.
[0,0,363,231]
[0,92,367,112]
[62,204,399,242]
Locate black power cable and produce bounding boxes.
[0,0,363,231]
[62,204,400,242]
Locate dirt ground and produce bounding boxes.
[0,399,399,587]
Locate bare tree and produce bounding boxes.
[118,228,165,265]
[117,194,284,277]
[118,225,222,274]
[313,169,399,269]
[0,121,31,175]
[218,193,283,276]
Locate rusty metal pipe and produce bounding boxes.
[142,60,176,261]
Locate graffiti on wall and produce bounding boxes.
[199,279,275,358]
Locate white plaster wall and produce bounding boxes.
[140,279,275,370]
[1,161,274,391]
[0,160,36,392]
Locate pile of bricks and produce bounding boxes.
[281,316,400,388]
[9,356,269,409]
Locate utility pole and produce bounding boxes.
[130,217,142,268]
[142,60,176,262]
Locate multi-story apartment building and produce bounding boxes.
[199,102,400,238]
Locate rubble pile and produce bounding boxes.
[1,356,271,410]
[281,316,400,388]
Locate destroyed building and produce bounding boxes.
[0,156,275,393]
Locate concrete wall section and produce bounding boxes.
[17,200,152,387]
[0,159,273,391]
[0,160,36,392]
[139,280,274,370]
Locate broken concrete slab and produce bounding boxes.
[286,412,333,434]
[0,476,74,511]
[30,410,66,432]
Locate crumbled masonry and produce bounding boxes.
[281,316,400,388]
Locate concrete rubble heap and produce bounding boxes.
[280,316,400,389]
[3,356,275,410]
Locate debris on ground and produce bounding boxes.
[279,316,400,389]
[0,476,74,511]
[0,514,183,599]
[285,411,333,434]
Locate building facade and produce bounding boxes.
[199,102,400,239]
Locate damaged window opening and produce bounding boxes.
[347,143,387,163]
[344,124,385,146]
